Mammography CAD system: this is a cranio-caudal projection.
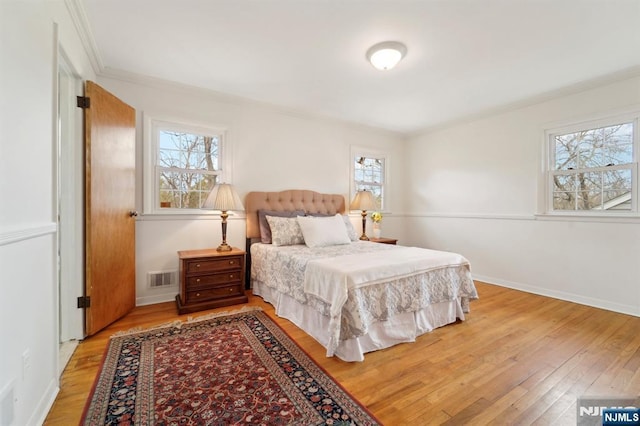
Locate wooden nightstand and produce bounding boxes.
[369,237,398,245]
[175,247,248,314]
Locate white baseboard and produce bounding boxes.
[136,293,177,307]
[473,274,639,317]
[31,378,59,426]
[135,274,640,317]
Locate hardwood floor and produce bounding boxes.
[44,282,640,425]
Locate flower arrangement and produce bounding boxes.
[370,211,383,223]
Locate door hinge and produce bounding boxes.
[77,296,91,308]
[76,96,90,109]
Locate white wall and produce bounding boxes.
[8,6,635,426]
[0,1,96,424]
[405,75,640,316]
[96,75,406,306]
[0,1,60,423]
[0,2,405,419]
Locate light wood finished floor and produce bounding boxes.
[44,282,640,425]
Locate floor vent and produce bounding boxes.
[148,270,178,288]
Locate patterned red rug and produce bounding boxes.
[81,308,379,425]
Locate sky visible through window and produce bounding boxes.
[158,130,220,209]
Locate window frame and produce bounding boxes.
[350,145,390,212]
[543,111,639,217]
[143,114,231,215]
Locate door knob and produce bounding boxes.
[129,210,139,217]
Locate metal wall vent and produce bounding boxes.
[148,270,178,288]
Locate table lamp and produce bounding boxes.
[349,190,376,241]
[202,183,244,251]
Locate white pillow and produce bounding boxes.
[266,215,305,246]
[342,215,358,241]
[297,214,351,248]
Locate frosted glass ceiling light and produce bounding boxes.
[366,41,407,71]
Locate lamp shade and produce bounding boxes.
[202,183,244,211]
[350,190,377,211]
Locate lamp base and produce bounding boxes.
[359,210,369,241]
[217,212,232,252]
[216,242,232,252]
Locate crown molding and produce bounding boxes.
[66,2,639,139]
[64,0,103,74]
[98,67,405,139]
[99,67,255,106]
[409,65,640,138]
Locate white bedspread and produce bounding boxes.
[304,247,470,356]
[250,241,477,359]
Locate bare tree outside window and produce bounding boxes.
[158,131,221,209]
[551,123,633,211]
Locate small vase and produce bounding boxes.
[372,223,381,238]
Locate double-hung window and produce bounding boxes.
[545,113,638,215]
[351,147,388,211]
[145,117,227,213]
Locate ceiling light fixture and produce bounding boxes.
[366,41,407,71]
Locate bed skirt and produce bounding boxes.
[252,279,467,362]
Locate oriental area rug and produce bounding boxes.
[81,308,379,425]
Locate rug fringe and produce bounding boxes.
[186,305,263,324]
[110,320,183,338]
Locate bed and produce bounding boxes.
[245,189,478,362]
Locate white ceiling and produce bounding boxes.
[82,0,640,134]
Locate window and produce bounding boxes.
[351,147,388,210]
[545,114,638,215]
[144,117,228,213]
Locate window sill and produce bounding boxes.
[139,212,246,221]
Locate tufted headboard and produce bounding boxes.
[243,190,346,289]
[245,189,346,239]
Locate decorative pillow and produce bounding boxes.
[296,214,351,248]
[342,216,359,241]
[258,209,304,243]
[266,215,305,246]
[305,212,357,240]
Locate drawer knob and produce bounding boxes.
[229,274,234,279]
[229,260,235,265]
[196,278,200,283]
[196,264,200,268]
[196,293,200,297]
[228,288,233,292]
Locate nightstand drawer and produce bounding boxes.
[187,271,242,288]
[185,256,243,274]
[186,284,244,303]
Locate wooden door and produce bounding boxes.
[84,81,136,336]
